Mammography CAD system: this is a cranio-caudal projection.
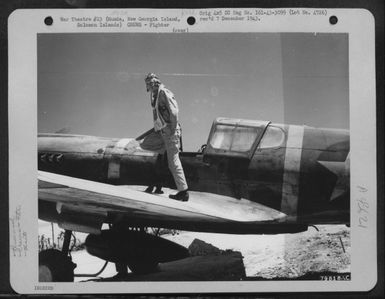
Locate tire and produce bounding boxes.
[39,249,76,282]
[127,260,159,275]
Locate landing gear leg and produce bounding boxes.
[126,226,159,275]
[115,263,129,279]
[109,224,129,279]
[62,230,72,255]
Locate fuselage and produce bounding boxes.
[38,118,350,226]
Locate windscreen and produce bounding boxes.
[209,124,263,153]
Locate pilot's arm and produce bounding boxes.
[158,89,179,134]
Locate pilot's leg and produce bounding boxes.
[140,131,165,193]
[153,153,165,194]
[145,154,165,194]
[162,128,189,201]
[139,130,164,153]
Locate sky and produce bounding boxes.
[38,32,349,151]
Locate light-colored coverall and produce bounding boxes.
[140,84,188,191]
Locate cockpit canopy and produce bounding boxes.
[204,118,270,159]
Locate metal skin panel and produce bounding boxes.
[297,126,350,224]
[38,134,111,181]
[280,125,305,220]
[38,134,157,183]
[38,134,115,154]
[248,124,287,212]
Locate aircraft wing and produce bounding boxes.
[38,171,288,234]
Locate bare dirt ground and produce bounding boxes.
[163,225,350,279]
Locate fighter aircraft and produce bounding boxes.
[38,117,350,281]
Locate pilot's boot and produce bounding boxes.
[154,185,164,194]
[169,189,189,202]
[144,185,154,193]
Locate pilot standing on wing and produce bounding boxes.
[140,73,189,202]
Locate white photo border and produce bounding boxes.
[8,8,376,294]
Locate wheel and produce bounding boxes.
[39,249,76,282]
[127,260,159,275]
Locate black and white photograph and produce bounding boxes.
[37,31,351,282]
[8,8,377,293]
